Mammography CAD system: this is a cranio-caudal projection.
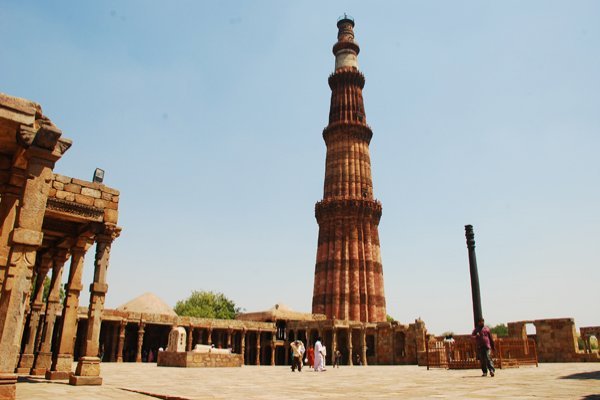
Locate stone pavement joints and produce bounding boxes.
[16,363,600,400]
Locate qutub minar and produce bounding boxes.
[312,16,387,323]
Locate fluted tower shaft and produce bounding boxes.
[312,17,386,323]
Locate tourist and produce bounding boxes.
[148,349,154,363]
[314,337,325,371]
[290,340,305,372]
[321,344,327,370]
[333,349,342,367]
[472,318,496,377]
[306,345,315,369]
[354,353,362,366]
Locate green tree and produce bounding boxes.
[490,323,508,337]
[174,290,240,319]
[42,277,66,303]
[386,314,396,323]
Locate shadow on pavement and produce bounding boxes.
[561,371,600,380]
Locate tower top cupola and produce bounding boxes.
[333,14,360,70]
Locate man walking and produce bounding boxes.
[290,340,305,372]
[472,318,496,377]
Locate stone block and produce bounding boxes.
[75,194,95,206]
[104,200,118,210]
[81,187,101,199]
[72,178,100,189]
[10,228,43,246]
[74,357,101,376]
[112,195,119,203]
[101,186,120,196]
[52,181,64,190]
[101,192,113,201]
[69,375,102,386]
[93,198,107,208]
[104,209,118,224]
[54,174,71,184]
[45,371,71,380]
[49,188,57,197]
[55,190,75,202]
[64,183,82,194]
[0,374,16,400]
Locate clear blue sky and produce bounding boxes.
[2,1,599,335]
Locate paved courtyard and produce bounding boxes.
[17,363,600,399]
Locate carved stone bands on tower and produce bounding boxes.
[312,17,387,323]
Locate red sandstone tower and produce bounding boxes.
[312,17,386,323]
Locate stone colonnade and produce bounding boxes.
[8,226,121,385]
[91,319,277,366]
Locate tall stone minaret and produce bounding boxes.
[312,16,386,323]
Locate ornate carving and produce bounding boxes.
[46,198,103,221]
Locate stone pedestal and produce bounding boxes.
[46,354,73,380]
[0,374,17,400]
[69,357,102,386]
[30,351,52,376]
[15,353,34,374]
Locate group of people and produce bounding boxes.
[290,337,343,372]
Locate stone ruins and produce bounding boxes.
[0,16,597,400]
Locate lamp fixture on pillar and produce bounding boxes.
[92,168,104,183]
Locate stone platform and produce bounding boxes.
[157,350,244,368]
[16,362,600,399]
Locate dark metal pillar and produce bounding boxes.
[465,225,483,328]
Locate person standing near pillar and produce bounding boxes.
[472,318,496,377]
[314,337,325,372]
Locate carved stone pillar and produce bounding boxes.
[186,325,194,351]
[47,235,94,380]
[116,320,126,362]
[361,327,368,366]
[348,328,353,366]
[207,327,213,346]
[240,328,246,364]
[109,323,118,362]
[255,330,261,366]
[0,154,56,375]
[227,328,233,349]
[17,253,52,373]
[135,321,145,363]
[71,227,119,386]
[31,249,69,375]
[332,327,338,360]
[0,187,23,297]
[270,338,276,366]
[0,119,68,400]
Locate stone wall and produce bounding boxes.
[157,351,243,368]
[48,174,119,223]
[508,318,599,362]
[374,319,427,365]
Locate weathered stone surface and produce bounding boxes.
[0,373,17,400]
[74,194,95,206]
[53,174,71,184]
[167,327,187,352]
[81,187,101,199]
[157,351,243,368]
[64,183,81,194]
[10,228,43,246]
[103,209,118,224]
[52,181,64,190]
[55,190,75,202]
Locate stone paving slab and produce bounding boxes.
[16,363,600,399]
